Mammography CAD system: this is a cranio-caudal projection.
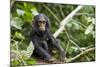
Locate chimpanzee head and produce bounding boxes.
[32,14,50,32]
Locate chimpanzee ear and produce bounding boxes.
[31,19,35,28]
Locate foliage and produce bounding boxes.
[11,1,95,66]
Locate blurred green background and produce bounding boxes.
[11,1,95,66]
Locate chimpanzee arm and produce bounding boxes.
[34,46,52,60]
[47,29,66,58]
[41,41,49,53]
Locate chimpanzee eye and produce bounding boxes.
[42,21,46,23]
[38,21,46,24]
[38,21,42,23]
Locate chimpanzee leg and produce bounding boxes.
[34,46,52,61]
[41,41,49,53]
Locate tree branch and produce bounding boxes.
[66,47,95,63]
[53,5,84,38]
[75,13,95,16]
[11,0,16,8]
[42,4,60,23]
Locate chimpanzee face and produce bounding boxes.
[38,15,46,31]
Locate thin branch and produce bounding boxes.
[66,47,95,63]
[66,41,70,52]
[59,5,65,18]
[42,4,60,23]
[11,0,16,8]
[53,5,84,38]
[75,13,95,16]
[69,39,82,51]
[65,30,82,51]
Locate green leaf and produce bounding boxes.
[72,21,80,30]
[92,31,95,38]
[11,17,24,30]
[86,17,92,23]
[26,58,37,65]
[21,41,34,58]
[22,11,33,23]
[24,3,27,8]
[31,8,39,16]
[14,32,25,39]
[85,24,93,35]
[71,46,78,51]
[67,19,80,30]
[11,41,19,50]
[16,9,25,16]
[80,6,94,13]
[92,18,95,24]
[27,58,36,65]
[66,22,72,28]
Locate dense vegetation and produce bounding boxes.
[11,1,95,66]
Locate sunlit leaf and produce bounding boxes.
[24,3,27,8]
[71,46,78,51]
[72,21,80,30]
[92,31,95,38]
[14,32,25,39]
[92,18,95,24]
[26,58,36,65]
[85,24,93,35]
[16,9,25,16]
[11,17,24,30]
[11,41,19,50]
[86,17,92,23]
[67,19,80,30]
[66,22,72,27]
[31,9,39,16]
[21,41,34,58]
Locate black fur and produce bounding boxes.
[31,14,66,61]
